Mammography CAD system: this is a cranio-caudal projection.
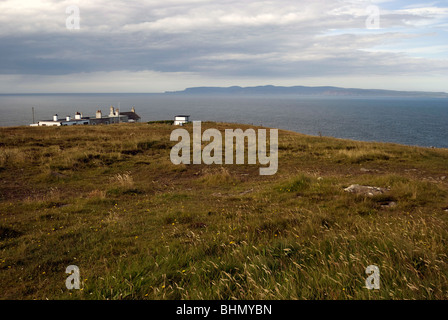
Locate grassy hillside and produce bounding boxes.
[1,122,448,300]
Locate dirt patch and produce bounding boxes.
[0,226,22,240]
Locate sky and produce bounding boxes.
[0,0,447,93]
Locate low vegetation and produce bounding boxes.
[0,122,448,299]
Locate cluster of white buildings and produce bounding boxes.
[30,106,141,127]
[30,108,193,127]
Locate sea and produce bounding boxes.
[0,93,447,148]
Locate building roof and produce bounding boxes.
[119,111,141,121]
[175,115,190,118]
[39,118,89,122]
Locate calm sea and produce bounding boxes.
[0,93,447,148]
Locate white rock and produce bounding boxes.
[344,184,388,196]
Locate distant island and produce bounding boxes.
[165,85,448,98]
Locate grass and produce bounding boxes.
[0,122,448,300]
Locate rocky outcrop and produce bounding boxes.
[343,184,389,196]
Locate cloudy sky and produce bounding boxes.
[0,0,447,93]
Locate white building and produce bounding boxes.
[174,115,190,126]
[35,114,90,126]
[31,107,140,126]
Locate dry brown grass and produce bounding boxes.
[0,122,448,300]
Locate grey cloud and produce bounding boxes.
[0,0,446,83]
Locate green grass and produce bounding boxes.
[1,122,448,300]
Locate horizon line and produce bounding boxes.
[0,84,447,95]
